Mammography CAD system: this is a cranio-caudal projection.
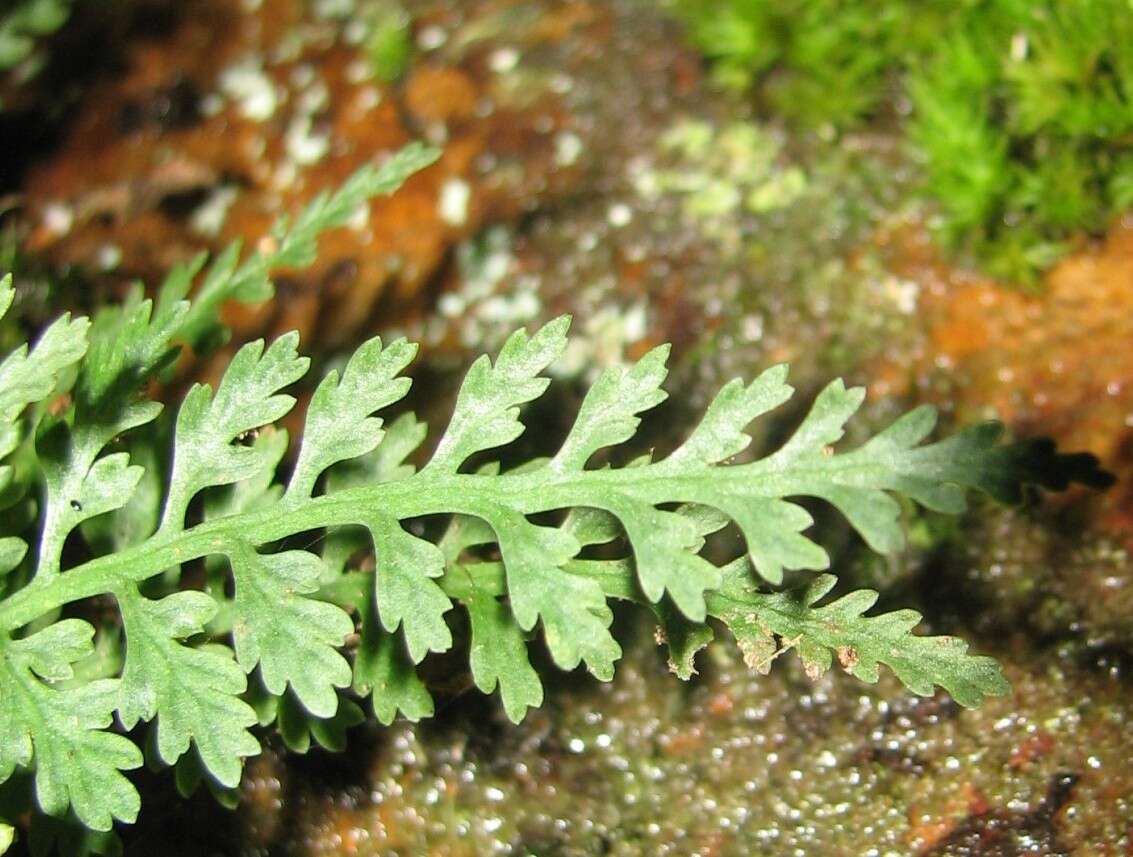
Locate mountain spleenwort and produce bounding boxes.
[0,146,1107,842]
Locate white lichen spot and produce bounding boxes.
[346,57,373,84]
[189,185,239,237]
[272,30,305,64]
[627,153,658,193]
[285,115,330,165]
[477,295,512,323]
[342,18,367,44]
[346,202,370,232]
[882,275,919,315]
[42,202,74,237]
[425,120,449,146]
[482,250,511,284]
[510,289,540,320]
[622,301,646,342]
[313,0,353,18]
[270,161,299,193]
[428,228,540,348]
[199,93,224,117]
[220,58,279,121]
[96,244,122,271]
[475,96,496,119]
[556,301,649,379]
[607,202,633,228]
[417,25,447,51]
[438,178,471,226]
[351,84,382,113]
[577,231,599,253]
[554,131,583,168]
[741,314,764,342]
[438,292,466,318]
[298,79,330,114]
[289,63,316,89]
[489,47,520,73]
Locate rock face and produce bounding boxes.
[6,0,1133,854]
[15,0,699,355]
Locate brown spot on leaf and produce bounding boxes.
[836,645,860,671]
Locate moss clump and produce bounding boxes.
[0,0,71,71]
[670,0,1133,284]
[365,2,413,83]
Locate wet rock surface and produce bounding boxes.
[4,0,1133,854]
[125,626,1133,855]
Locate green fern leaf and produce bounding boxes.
[162,335,307,532]
[0,275,89,466]
[272,692,365,754]
[0,622,140,830]
[465,586,544,722]
[228,545,352,718]
[366,515,452,663]
[425,317,569,473]
[286,336,416,502]
[707,564,1011,708]
[550,344,670,471]
[115,588,257,786]
[352,595,434,725]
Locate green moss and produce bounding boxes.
[911,0,1133,283]
[670,0,1133,284]
[668,0,960,132]
[0,0,71,71]
[366,2,412,83]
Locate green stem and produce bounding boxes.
[0,455,874,634]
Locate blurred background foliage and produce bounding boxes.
[0,0,72,72]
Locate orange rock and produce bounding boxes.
[874,218,1133,537]
[404,66,479,125]
[706,692,734,716]
[1008,731,1056,769]
[16,0,583,352]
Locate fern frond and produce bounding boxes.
[0,305,1099,829]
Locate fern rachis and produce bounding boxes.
[0,144,1101,840]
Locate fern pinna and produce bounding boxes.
[0,143,1095,839]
